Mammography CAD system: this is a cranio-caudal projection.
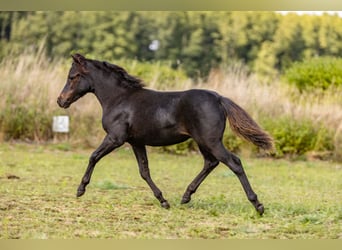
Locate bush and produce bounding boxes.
[333,126,342,161]
[262,116,334,158]
[0,99,53,141]
[161,139,197,155]
[160,117,335,159]
[222,130,244,154]
[160,129,245,156]
[284,57,342,91]
[0,50,339,161]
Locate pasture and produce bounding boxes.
[0,143,341,239]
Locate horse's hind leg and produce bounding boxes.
[131,144,170,209]
[210,142,264,215]
[181,146,219,204]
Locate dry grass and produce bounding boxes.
[0,51,341,157]
[0,44,64,109]
[202,66,342,129]
[0,49,103,144]
[200,66,342,159]
[2,50,341,130]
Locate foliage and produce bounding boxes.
[1,12,342,79]
[222,130,244,154]
[160,116,336,159]
[0,49,340,161]
[159,114,335,159]
[334,131,342,161]
[262,116,334,158]
[161,139,198,155]
[0,48,60,142]
[161,130,244,156]
[0,101,52,141]
[284,57,342,90]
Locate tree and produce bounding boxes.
[181,12,222,78]
[2,11,342,79]
[272,14,306,71]
[317,14,342,57]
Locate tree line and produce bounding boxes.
[1,11,342,78]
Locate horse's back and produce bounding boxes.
[127,88,226,146]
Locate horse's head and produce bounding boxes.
[57,53,93,108]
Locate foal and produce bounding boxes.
[57,54,273,215]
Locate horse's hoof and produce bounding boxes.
[161,201,170,209]
[76,188,85,198]
[181,196,191,204]
[256,203,264,216]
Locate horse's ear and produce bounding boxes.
[71,53,89,73]
[71,53,86,66]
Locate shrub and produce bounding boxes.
[222,130,244,154]
[160,129,244,156]
[333,126,342,161]
[0,50,339,161]
[159,118,335,159]
[161,139,198,155]
[0,99,53,141]
[262,116,334,158]
[284,57,342,91]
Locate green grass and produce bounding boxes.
[0,143,341,239]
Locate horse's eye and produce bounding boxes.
[69,74,80,81]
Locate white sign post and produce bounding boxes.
[52,116,69,141]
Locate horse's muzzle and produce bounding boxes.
[57,96,71,109]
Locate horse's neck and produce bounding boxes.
[93,79,129,111]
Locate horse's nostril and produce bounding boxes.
[57,96,67,107]
[57,95,72,109]
[57,96,62,105]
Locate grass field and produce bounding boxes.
[0,143,341,239]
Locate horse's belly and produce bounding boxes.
[145,133,190,146]
[129,128,190,146]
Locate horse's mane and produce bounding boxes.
[92,59,145,89]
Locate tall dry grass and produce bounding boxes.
[0,47,69,110]
[201,65,342,159]
[0,49,103,145]
[203,65,342,130]
[0,51,341,159]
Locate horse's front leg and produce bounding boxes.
[77,134,124,197]
[131,144,170,209]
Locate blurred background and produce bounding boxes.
[0,11,341,160]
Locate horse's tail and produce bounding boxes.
[220,97,273,150]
